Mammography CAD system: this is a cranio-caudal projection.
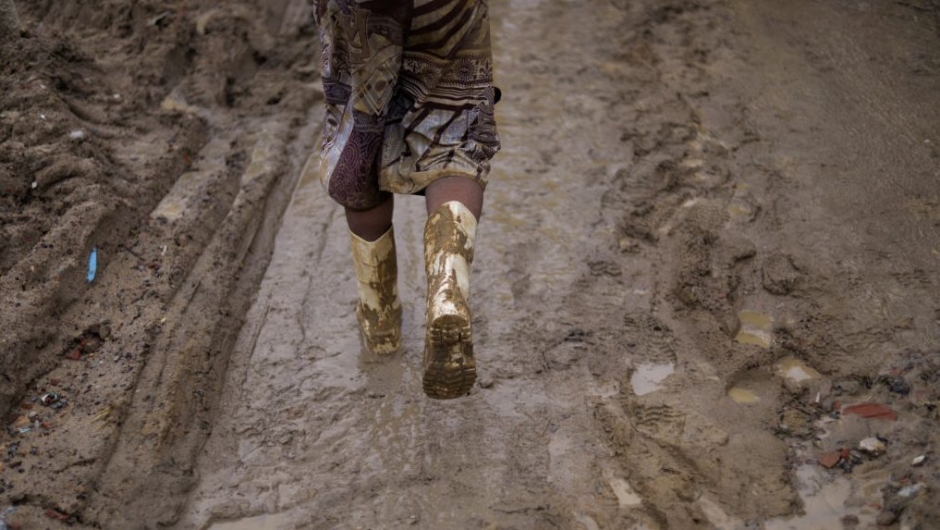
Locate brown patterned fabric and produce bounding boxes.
[315,0,500,211]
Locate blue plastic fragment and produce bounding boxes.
[87,246,98,283]
[0,506,15,530]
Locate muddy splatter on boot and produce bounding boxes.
[423,201,478,399]
[350,226,402,355]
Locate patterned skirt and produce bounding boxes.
[314,0,501,210]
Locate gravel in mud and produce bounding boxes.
[2,0,939,529]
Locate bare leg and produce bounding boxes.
[345,194,394,242]
[425,177,484,219]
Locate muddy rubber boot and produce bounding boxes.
[350,226,402,355]
[423,201,478,399]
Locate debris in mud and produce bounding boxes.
[60,324,110,362]
[39,392,59,407]
[840,402,898,422]
[912,455,926,466]
[87,245,98,283]
[857,437,886,456]
[817,450,843,469]
[0,507,16,530]
[44,508,70,522]
[897,483,925,499]
[885,377,911,396]
[776,407,813,437]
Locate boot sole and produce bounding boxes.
[423,314,475,399]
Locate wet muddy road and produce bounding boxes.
[2,0,940,528]
[178,0,940,528]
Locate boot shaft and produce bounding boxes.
[350,226,400,309]
[424,201,477,301]
[350,226,402,355]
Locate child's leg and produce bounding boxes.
[314,1,406,355]
[425,177,484,220]
[347,195,401,355]
[346,194,394,242]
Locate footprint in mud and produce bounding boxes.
[725,338,825,411]
[622,314,678,396]
[633,401,730,450]
[761,252,804,296]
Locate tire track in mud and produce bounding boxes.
[1,2,326,527]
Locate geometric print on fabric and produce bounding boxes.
[315,0,501,210]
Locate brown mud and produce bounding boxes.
[1,0,939,529]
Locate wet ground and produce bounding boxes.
[2,0,940,529]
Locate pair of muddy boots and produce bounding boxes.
[349,201,477,399]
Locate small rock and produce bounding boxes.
[818,451,842,469]
[859,437,887,456]
[912,455,926,467]
[888,378,910,395]
[69,129,86,141]
[897,483,924,499]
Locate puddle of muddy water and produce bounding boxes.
[630,362,675,396]
[776,356,822,383]
[764,465,878,530]
[727,387,760,404]
[734,310,773,349]
[208,512,289,530]
[607,476,643,508]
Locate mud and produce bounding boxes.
[2,0,940,529]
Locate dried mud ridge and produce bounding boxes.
[2,0,940,529]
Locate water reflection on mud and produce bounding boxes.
[630,362,675,396]
[776,356,822,383]
[734,310,774,349]
[727,387,760,404]
[764,465,878,530]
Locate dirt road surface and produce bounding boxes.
[2,0,939,529]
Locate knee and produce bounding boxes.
[327,175,389,211]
